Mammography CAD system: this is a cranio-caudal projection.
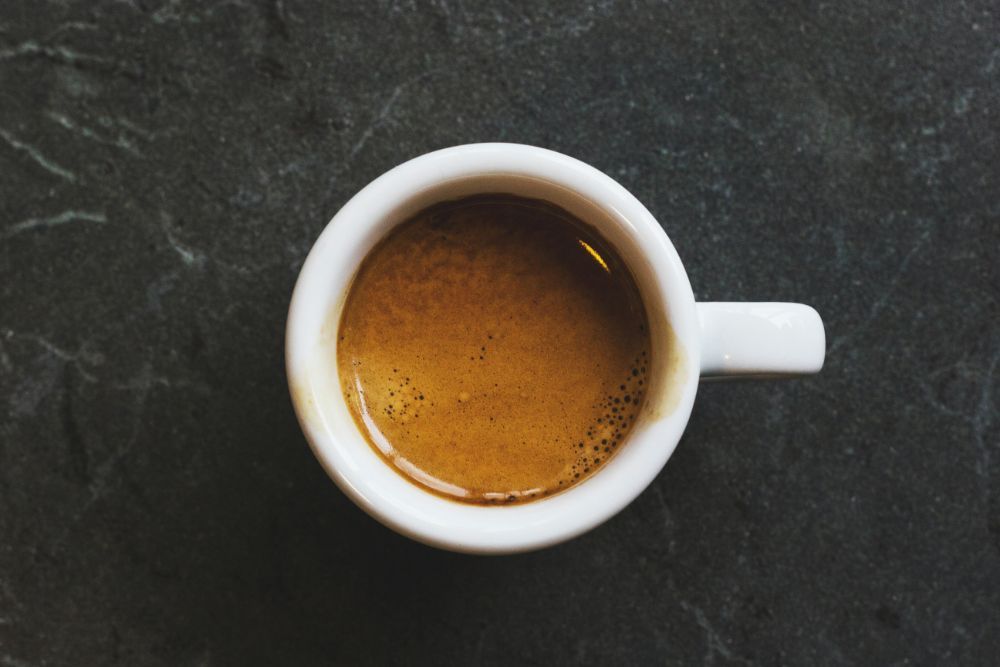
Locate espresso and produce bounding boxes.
[337,194,650,504]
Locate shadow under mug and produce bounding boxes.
[286,143,825,554]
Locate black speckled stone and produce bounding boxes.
[1,1,998,664]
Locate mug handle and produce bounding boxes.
[697,302,825,380]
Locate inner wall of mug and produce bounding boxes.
[318,173,686,471]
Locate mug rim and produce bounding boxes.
[286,143,700,553]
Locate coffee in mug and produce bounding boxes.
[337,194,652,504]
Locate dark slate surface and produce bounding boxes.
[1,1,998,665]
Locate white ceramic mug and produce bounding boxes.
[286,143,825,554]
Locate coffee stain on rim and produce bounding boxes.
[642,312,688,423]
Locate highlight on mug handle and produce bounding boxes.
[697,303,826,380]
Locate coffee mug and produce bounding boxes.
[286,143,825,554]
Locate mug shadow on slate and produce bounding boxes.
[118,270,711,665]
[161,272,708,664]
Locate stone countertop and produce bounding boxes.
[1,1,997,664]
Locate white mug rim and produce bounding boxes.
[286,143,700,554]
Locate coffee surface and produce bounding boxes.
[337,194,650,504]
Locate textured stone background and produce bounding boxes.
[1,1,998,665]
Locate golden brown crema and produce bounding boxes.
[337,194,651,504]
